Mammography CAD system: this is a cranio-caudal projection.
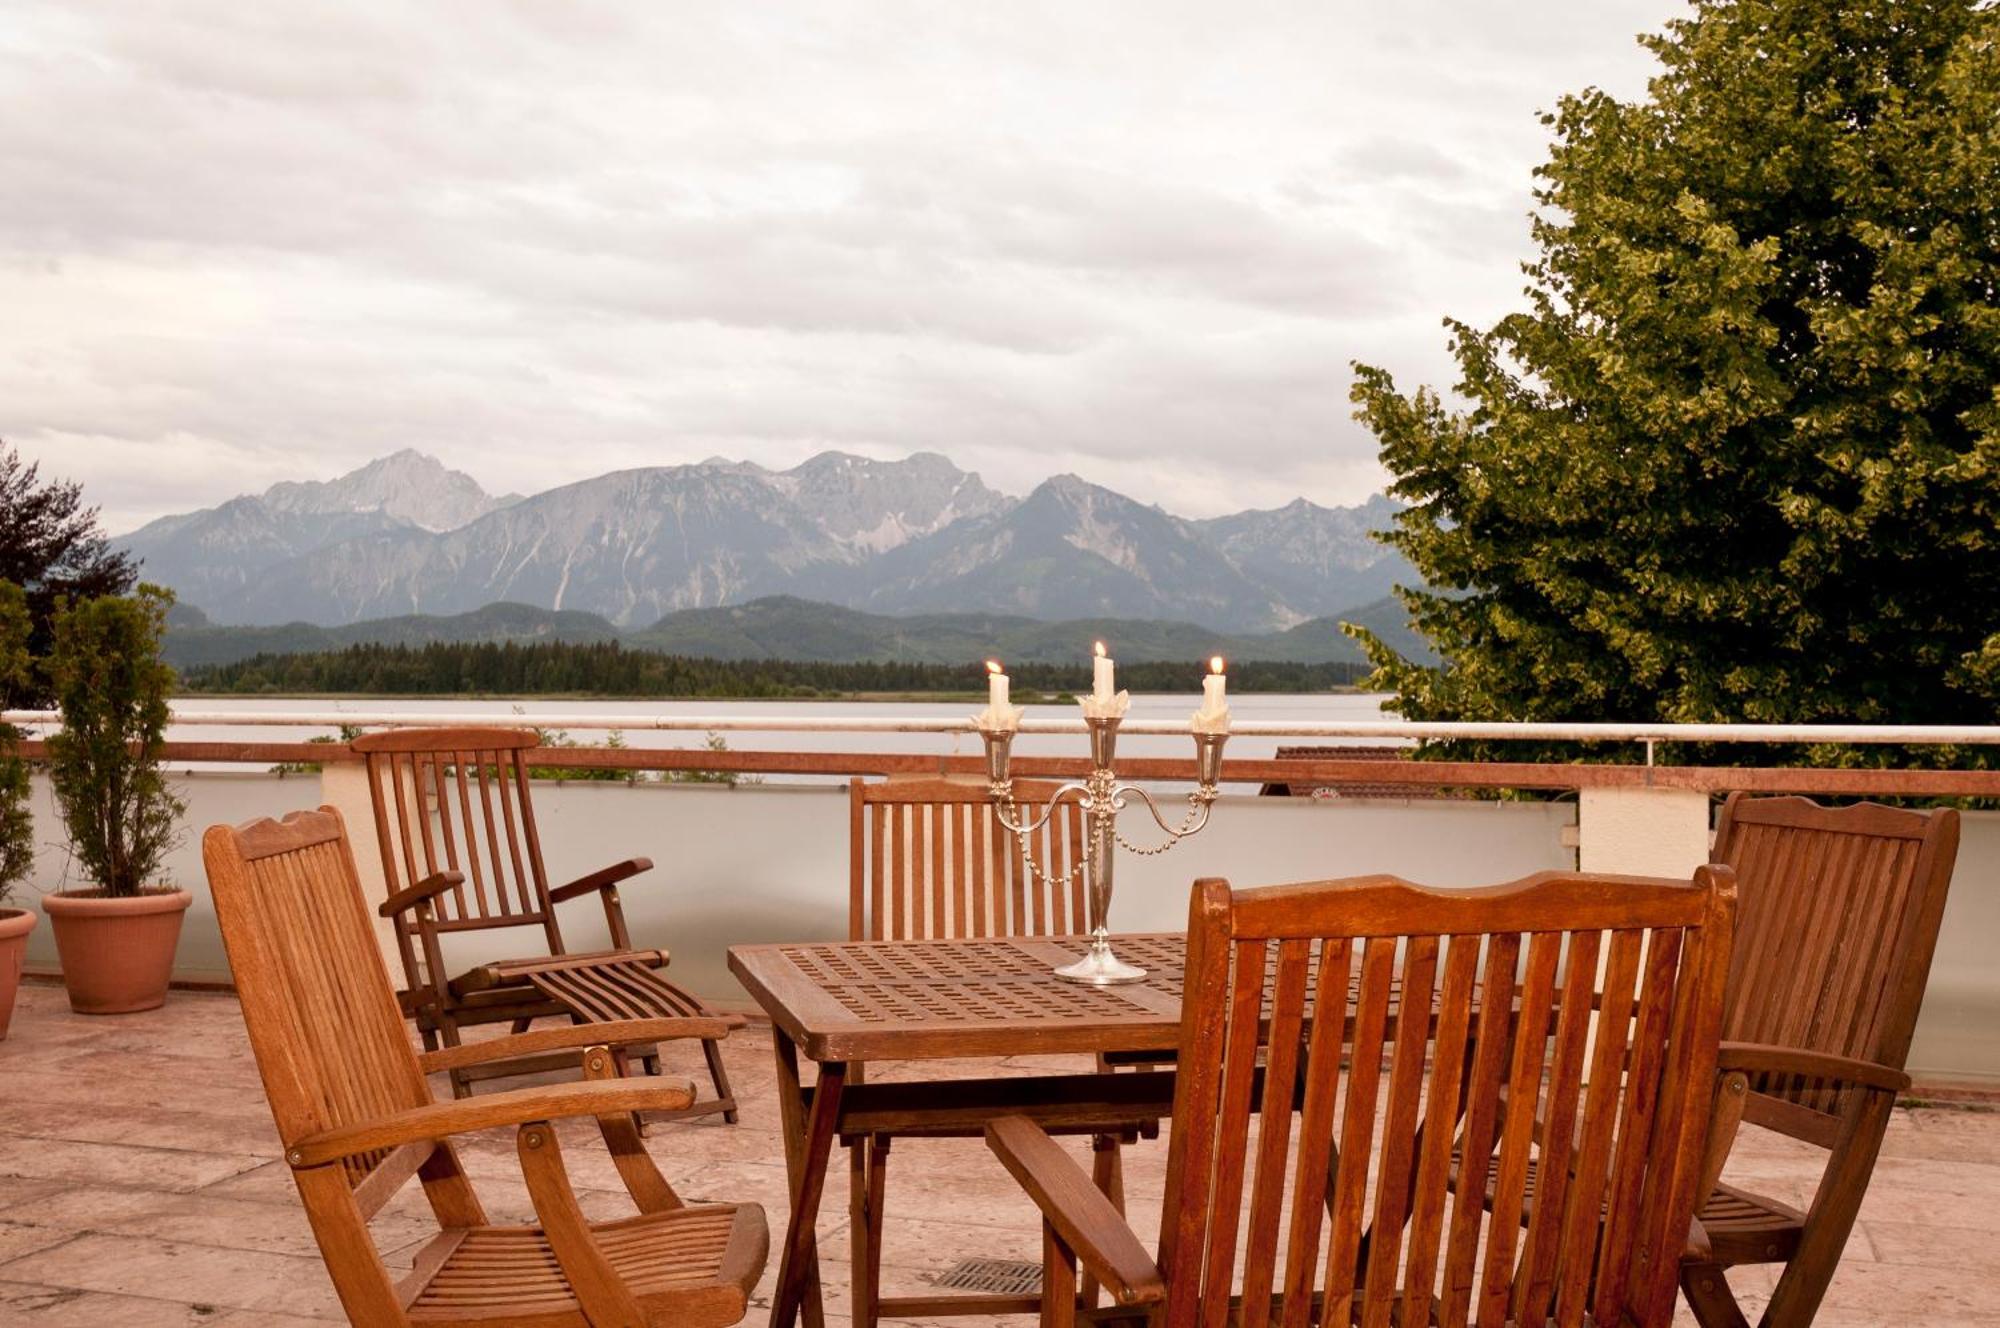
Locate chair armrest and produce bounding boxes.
[287,1078,695,1168]
[549,857,651,905]
[419,1017,736,1074]
[985,1116,1165,1308]
[378,870,463,918]
[1717,1042,1911,1094]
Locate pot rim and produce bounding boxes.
[0,906,35,935]
[42,887,192,915]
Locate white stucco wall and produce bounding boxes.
[12,769,1997,1083]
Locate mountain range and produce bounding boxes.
[119,449,1417,636]
[162,595,1432,672]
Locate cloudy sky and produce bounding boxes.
[2,1,1681,532]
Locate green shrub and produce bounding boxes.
[45,585,185,896]
[0,581,32,906]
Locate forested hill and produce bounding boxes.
[164,593,1435,671]
[179,639,1369,698]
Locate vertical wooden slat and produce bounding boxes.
[1323,935,1396,1314]
[1477,928,1563,1325]
[403,753,436,883]
[869,805,886,942]
[1553,928,1644,1327]
[507,752,556,945]
[1511,928,1602,1327]
[889,805,907,941]
[1238,938,1310,1328]
[848,783,866,943]
[473,754,510,918]
[1200,938,1269,1328]
[1400,933,1479,1325]
[1044,810,1069,935]
[493,749,532,915]
[1593,926,1684,1328]
[910,801,929,938]
[450,753,490,918]
[421,754,467,920]
[1072,800,1088,932]
[1440,932,1522,1325]
[1360,933,1440,1328]
[1279,938,1353,1328]
[952,804,971,938]
[1157,881,1234,1328]
[928,804,946,939]
[971,803,991,936]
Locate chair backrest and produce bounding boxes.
[848,777,1089,941]
[1156,868,1735,1328]
[1713,793,1960,1114]
[204,808,434,1187]
[353,728,564,978]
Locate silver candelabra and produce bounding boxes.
[978,713,1227,984]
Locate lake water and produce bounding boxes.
[146,692,1400,771]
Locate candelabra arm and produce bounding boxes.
[1113,782,1215,842]
[990,780,1088,838]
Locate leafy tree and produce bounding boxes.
[0,583,33,904]
[0,443,137,706]
[45,586,184,895]
[1348,0,2000,764]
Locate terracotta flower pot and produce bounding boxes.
[42,887,191,1015]
[0,907,35,1038]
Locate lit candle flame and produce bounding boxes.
[986,659,1003,675]
[1209,655,1225,674]
[1093,640,1107,658]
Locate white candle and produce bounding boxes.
[1202,656,1227,711]
[1193,655,1230,732]
[978,659,1020,730]
[1093,641,1114,702]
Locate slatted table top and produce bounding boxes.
[728,934,1194,1062]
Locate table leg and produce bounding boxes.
[772,1028,846,1328]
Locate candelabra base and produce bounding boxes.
[1054,933,1147,986]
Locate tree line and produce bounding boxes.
[181,639,1370,697]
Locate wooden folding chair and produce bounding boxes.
[204,807,767,1327]
[988,866,1738,1327]
[354,728,737,1121]
[844,776,1163,1325]
[1677,794,1961,1327]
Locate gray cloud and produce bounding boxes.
[1,0,1682,528]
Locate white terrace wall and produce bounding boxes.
[15,771,1999,1085]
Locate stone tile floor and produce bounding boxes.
[2,981,1999,1325]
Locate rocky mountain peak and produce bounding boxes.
[261,449,512,532]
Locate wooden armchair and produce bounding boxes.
[354,728,738,1120]
[844,777,1163,1325]
[987,867,1738,1327]
[1678,794,1961,1327]
[203,808,767,1327]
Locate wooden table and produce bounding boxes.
[728,934,1199,1328]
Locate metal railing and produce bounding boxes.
[5,707,1999,797]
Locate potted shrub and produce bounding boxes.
[0,582,35,1037]
[41,585,189,1014]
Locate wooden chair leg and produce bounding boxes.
[1757,1090,1896,1328]
[849,1139,875,1328]
[848,1135,891,1328]
[1041,1221,1078,1328]
[1680,1261,1752,1328]
[703,1035,739,1124]
[1080,1134,1124,1309]
[866,1136,887,1325]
